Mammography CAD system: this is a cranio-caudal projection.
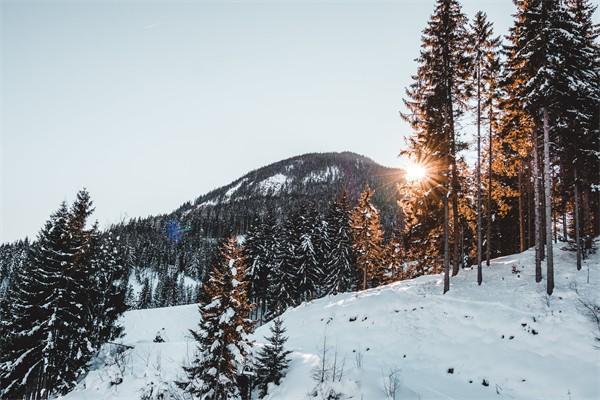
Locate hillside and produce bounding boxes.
[171,151,403,234]
[108,152,403,286]
[64,243,599,400]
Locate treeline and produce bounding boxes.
[177,185,409,399]
[401,0,599,294]
[0,190,128,399]
[0,238,30,300]
[244,187,406,323]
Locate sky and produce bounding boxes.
[1,0,518,243]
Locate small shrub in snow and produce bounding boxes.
[382,368,401,400]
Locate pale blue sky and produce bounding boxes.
[1,0,516,242]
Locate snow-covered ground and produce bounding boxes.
[65,244,599,400]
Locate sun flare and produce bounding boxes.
[403,160,428,182]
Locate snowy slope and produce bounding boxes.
[64,244,599,400]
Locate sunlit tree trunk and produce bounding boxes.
[518,164,526,253]
[542,108,554,295]
[486,105,493,265]
[476,61,482,285]
[443,193,450,294]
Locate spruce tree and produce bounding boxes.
[267,212,300,317]
[0,203,74,398]
[350,186,384,290]
[323,191,357,294]
[469,11,501,284]
[253,318,292,398]
[402,0,472,292]
[180,237,253,400]
[0,191,126,399]
[138,277,154,309]
[244,212,278,321]
[294,202,324,302]
[504,0,597,294]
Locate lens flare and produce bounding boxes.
[403,161,427,182]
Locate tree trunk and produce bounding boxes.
[542,108,554,295]
[476,63,482,285]
[553,197,558,243]
[487,100,493,265]
[532,139,542,283]
[443,194,450,294]
[574,167,582,271]
[528,181,533,248]
[582,187,592,256]
[562,212,567,242]
[518,163,526,252]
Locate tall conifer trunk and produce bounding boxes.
[574,167,582,271]
[518,164,526,252]
[486,105,493,265]
[443,193,450,294]
[542,107,554,295]
[476,62,482,285]
[532,136,542,283]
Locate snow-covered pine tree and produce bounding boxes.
[0,190,126,399]
[295,202,324,302]
[88,227,127,349]
[561,0,600,261]
[323,191,357,294]
[180,237,253,400]
[244,212,278,321]
[267,212,300,317]
[0,202,74,398]
[382,231,404,283]
[138,277,154,309]
[350,186,384,290]
[503,0,598,294]
[63,189,100,384]
[253,318,292,398]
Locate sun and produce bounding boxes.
[402,160,428,183]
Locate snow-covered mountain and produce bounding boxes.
[64,242,599,400]
[170,151,403,232]
[108,151,404,288]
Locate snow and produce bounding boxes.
[257,173,289,195]
[302,166,340,184]
[223,179,247,202]
[64,244,599,400]
[197,199,218,208]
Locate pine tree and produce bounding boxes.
[504,0,597,294]
[180,237,253,400]
[267,212,300,317]
[244,212,278,321]
[88,228,127,348]
[323,192,357,294]
[350,186,384,290]
[402,0,472,292]
[382,231,404,283]
[138,277,154,309]
[0,203,74,398]
[294,202,324,302]
[0,191,126,399]
[469,11,501,284]
[253,318,292,398]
